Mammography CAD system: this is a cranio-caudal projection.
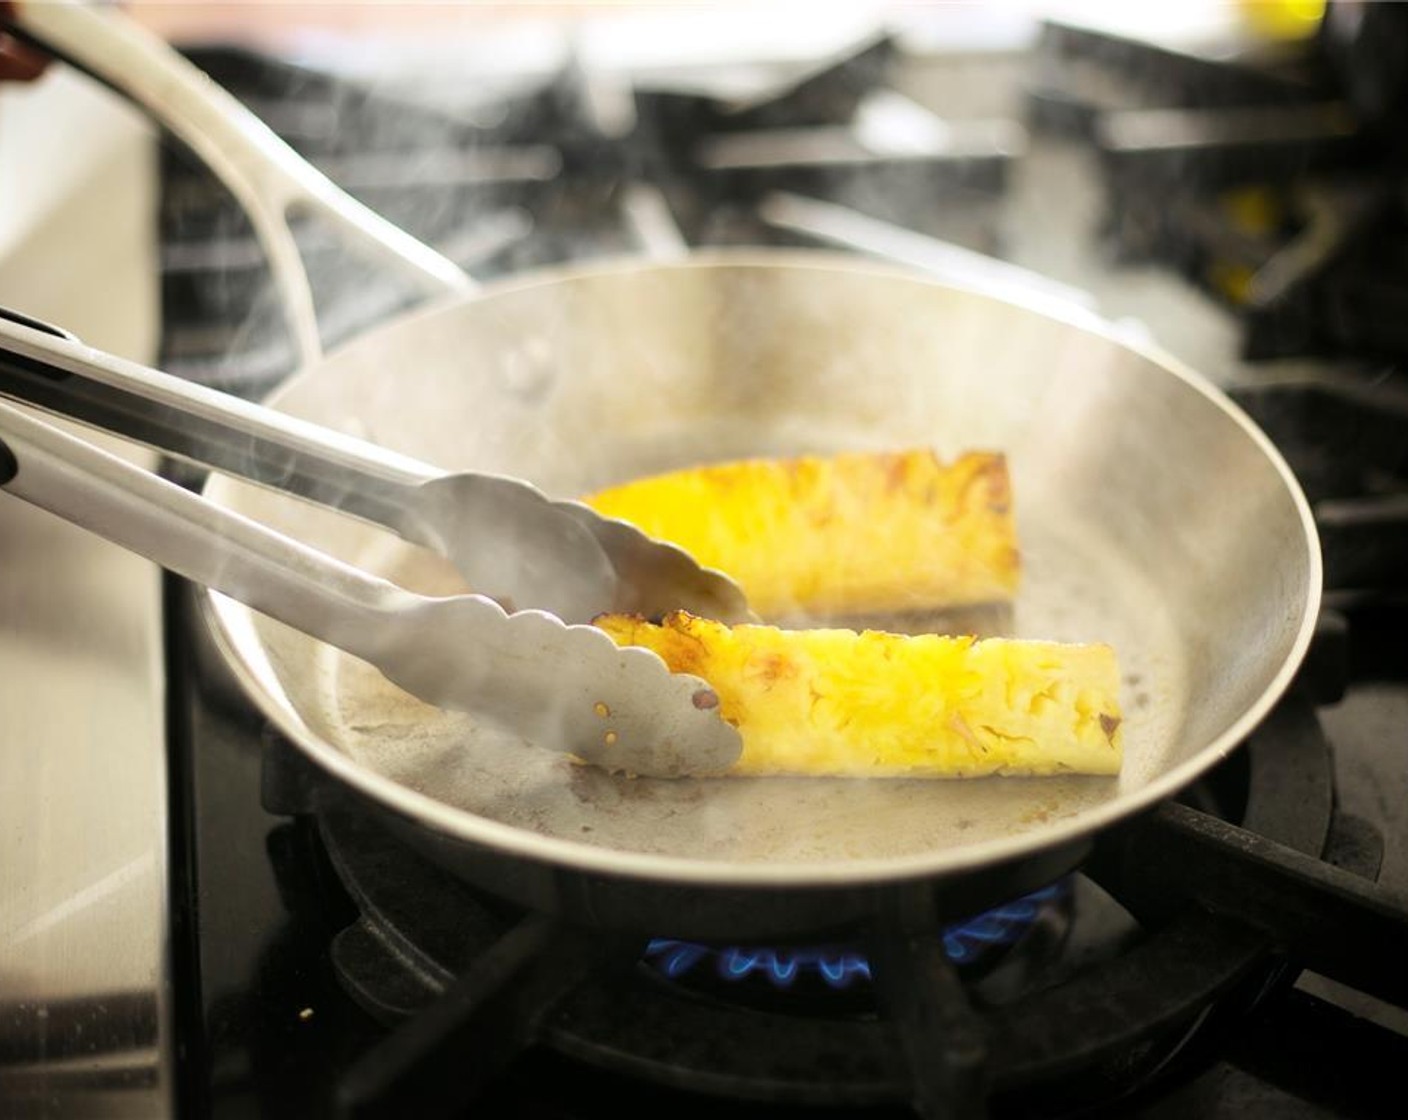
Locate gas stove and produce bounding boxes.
[5,7,1408,1119]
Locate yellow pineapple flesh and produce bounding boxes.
[583,449,1019,619]
[595,612,1123,778]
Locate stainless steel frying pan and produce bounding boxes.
[7,3,1320,937]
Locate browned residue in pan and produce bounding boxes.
[566,764,708,810]
[1019,797,1068,826]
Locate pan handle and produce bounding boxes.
[4,0,473,367]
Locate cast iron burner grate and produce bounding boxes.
[1027,12,1408,365]
[1231,378,1408,601]
[237,667,1406,1120]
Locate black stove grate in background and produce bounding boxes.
[154,32,1021,399]
[1231,379,1408,594]
[1027,12,1408,366]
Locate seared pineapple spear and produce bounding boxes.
[583,449,1018,618]
[595,612,1123,778]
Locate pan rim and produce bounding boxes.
[200,248,1323,888]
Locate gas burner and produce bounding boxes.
[645,938,876,992]
[642,880,1070,1011]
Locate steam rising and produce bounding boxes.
[179,11,1312,872]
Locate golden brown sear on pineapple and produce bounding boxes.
[586,447,1122,780]
[584,449,1019,619]
[595,612,1123,779]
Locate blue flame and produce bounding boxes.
[644,882,1064,990]
[647,942,874,989]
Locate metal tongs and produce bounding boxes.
[0,310,748,777]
